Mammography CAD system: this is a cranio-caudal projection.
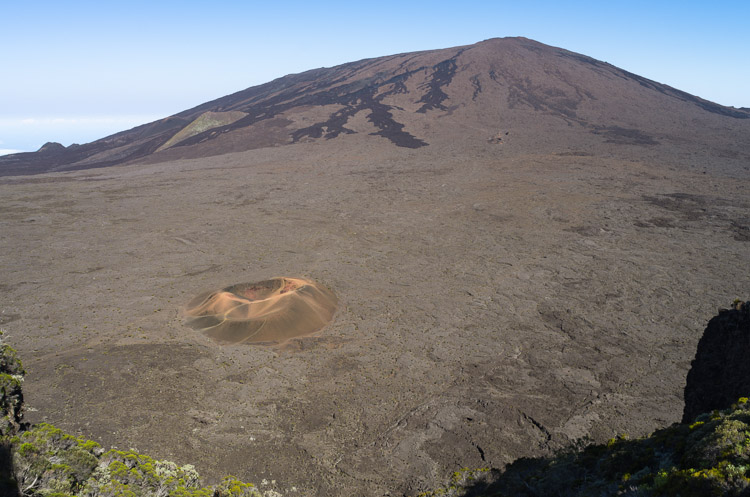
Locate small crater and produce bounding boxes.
[185,277,337,345]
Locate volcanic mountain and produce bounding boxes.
[2,36,749,176]
[1,37,750,497]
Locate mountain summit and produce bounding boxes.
[2,37,748,176]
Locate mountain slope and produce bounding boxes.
[2,37,749,176]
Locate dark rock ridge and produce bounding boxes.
[36,141,66,153]
[682,301,750,423]
[2,37,749,176]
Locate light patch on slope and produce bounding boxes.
[158,111,247,151]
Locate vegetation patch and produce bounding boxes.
[423,399,750,496]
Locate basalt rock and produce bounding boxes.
[682,301,750,423]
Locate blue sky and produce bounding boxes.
[1,0,748,154]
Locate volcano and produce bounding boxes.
[2,37,748,176]
[1,37,749,497]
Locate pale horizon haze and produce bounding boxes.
[1,0,748,155]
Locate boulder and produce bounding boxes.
[682,301,750,423]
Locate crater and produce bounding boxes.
[185,277,337,345]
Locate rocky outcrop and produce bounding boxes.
[36,141,66,153]
[682,301,750,423]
